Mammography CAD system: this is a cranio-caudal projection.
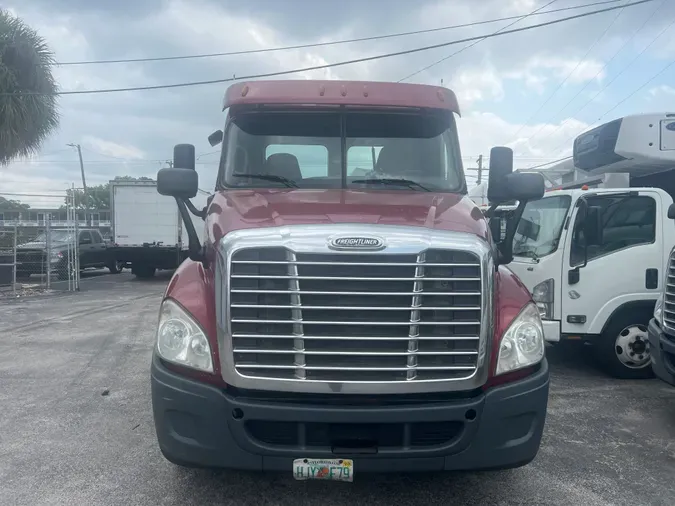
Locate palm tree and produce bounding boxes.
[0,9,58,165]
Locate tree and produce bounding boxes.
[0,10,59,165]
[63,176,154,209]
[0,196,29,210]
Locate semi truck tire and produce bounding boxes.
[594,309,655,380]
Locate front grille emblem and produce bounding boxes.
[328,236,385,251]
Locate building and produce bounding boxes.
[0,207,111,235]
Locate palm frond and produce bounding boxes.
[0,9,59,165]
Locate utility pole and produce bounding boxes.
[476,155,483,185]
[67,143,89,226]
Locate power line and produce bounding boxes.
[398,0,558,83]
[509,0,627,143]
[54,0,626,66]
[524,156,573,170]
[523,0,669,153]
[2,0,655,97]
[547,54,675,156]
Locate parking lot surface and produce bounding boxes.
[1,272,674,506]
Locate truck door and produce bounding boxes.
[78,231,94,267]
[561,191,662,336]
[90,230,107,265]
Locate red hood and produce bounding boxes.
[206,189,489,243]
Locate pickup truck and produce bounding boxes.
[150,79,549,479]
[16,228,121,280]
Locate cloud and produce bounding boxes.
[649,84,675,97]
[3,0,675,206]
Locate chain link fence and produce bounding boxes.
[0,197,82,297]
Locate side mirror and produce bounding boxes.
[504,172,545,202]
[208,130,224,147]
[174,144,196,171]
[157,167,199,199]
[584,205,603,246]
[487,146,545,204]
[668,203,675,220]
[487,146,514,204]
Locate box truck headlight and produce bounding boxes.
[156,299,213,372]
[654,293,663,326]
[532,278,554,320]
[496,303,545,375]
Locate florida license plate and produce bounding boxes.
[293,458,353,482]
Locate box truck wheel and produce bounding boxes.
[595,310,654,380]
[133,264,156,279]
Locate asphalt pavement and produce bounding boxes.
[1,272,674,506]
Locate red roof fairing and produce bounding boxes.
[223,80,460,115]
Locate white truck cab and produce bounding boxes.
[487,112,675,379]
[506,186,674,378]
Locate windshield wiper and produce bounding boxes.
[351,178,431,192]
[231,173,298,188]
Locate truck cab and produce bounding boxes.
[149,80,548,477]
[506,187,674,379]
[501,113,675,379]
[649,205,675,388]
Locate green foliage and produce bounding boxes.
[0,195,29,209]
[0,10,59,165]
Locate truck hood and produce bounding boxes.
[207,189,489,240]
[17,241,69,250]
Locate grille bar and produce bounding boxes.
[233,349,479,356]
[231,319,480,326]
[231,275,480,281]
[231,289,480,296]
[236,365,476,371]
[233,334,480,341]
[231,305,480,311]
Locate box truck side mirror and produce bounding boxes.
[668,203,675,220]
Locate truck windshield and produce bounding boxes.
[513,195,571,259]
[219,109,464,192]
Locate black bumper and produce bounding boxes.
[648,318,675,387]
[151,355,550,473]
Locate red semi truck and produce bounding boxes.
[150,80,549,479]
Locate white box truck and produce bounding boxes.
[110,180,208,278]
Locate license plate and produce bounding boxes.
[293,458,353,482]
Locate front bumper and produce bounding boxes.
[151,355,550,473]
[648,318,675,387]
[541,319,561,343]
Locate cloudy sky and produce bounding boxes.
[2,0,675,207]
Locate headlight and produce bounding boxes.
[156,299,213,372]
[532,278,554,320]
[496,302,545,376]
[654,293,663,325]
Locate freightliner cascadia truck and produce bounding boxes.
[150,80,550,480]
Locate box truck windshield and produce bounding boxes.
[513,195,571,259]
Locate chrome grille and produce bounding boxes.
[228,247,482,383]
[664,249,675,332]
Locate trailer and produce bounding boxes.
[109,180,209,279]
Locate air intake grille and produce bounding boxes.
[228,247,482,383]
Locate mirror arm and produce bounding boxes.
[484,203,499,219]
[185,199,206,220]
[175,198,207,265]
